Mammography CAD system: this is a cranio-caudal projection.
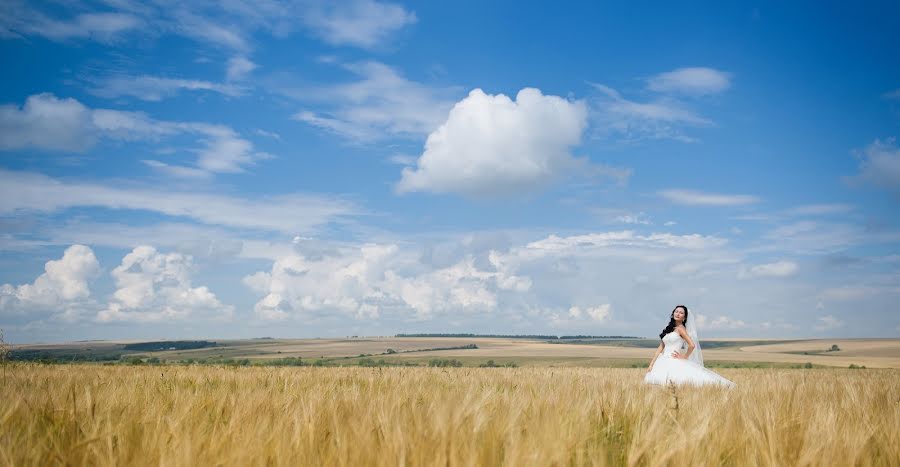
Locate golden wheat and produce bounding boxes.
[1,364,897,466]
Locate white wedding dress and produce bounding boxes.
[644,330,735,388]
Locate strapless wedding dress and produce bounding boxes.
[644,331,735,387]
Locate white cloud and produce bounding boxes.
[0,1,143,43]
[0,93,96,151]
[1,1,416,52]
[98,246,233,322]
[170,8,251,52]
[660,189,760,206]
[615,212,652,225]
[668,262,701,275]
[591,208,652,225]
[226,56,257,81]
[698,314,747,330]
[291,61,458,142]
[591,85,710,125]
[192,124,271,173]
[785,203,855,216]
[547,304,613,329]
[646,67,732,96]
[758,221,898,254]
[301,0,417,48]
[22,221,246,260]
[814,314,844,331]
[883,89,900,100]
[254,129,281,140]
[11,225,894,337]
[141,160,212,179]
[524,231,728,253]
[88,75,244,101]
[568,304,611,321]
[845,138,900,194]
[0,245,100,320]
[818,286,881,301]
[739,261,798,279]
[735,204,857,226]
[244,242,531,321]
[387,154,417,165]
[396,88,592,197]
[589,83,711,143]
[0,93,267,174]
[0,169,357,234]
[94,106,270,174]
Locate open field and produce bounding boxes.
[1,364,897,466]
[12,337,900,368]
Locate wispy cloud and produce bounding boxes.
[813,314,844,331]
[592,208,652,225]
[301,0,417,49]
[289,61,460,142]
[88,74,245,101]
[589,83,712,143]
[845,138,900,194]
[1,0,416,51]
[226,56,257,81]
[523,230,728,252]
[614,212,652,225]
[169,7,251,52]
[0,93,97,151]
[756,220,900,255]
[0,1,143,43]
[784,203,855,216]
[819,285,883,301]
[141,160,212,179]
[0,169,358,234]
[695,314,747,330]
[731,203,856,224]
[646,67,732,96]
[0,93,268,175]
[660,189,760,206]
[738,260,798,279]
[589,66,731,143]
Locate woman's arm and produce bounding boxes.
[672,326,695,359]
[647,341,664,372]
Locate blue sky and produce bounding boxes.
[1,1,899,343]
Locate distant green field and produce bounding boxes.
[10,337,894,369]
[548,338,811,349]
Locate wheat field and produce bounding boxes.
[1,364,897,466]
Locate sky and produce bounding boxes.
[1,1,899,343]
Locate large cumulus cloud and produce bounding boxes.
[396,88,590,197]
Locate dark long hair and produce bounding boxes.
[659,305,688,340]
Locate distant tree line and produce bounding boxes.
[400,343,478,353]
[478,360,517,368]
[357,358,420,367]
[428,359,463,367]
[122,340,218,351]
[10,350,123,363]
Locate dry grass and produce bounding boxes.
[2,364,898,466]
[738,339,900,358]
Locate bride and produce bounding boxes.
[644,305,735,388]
